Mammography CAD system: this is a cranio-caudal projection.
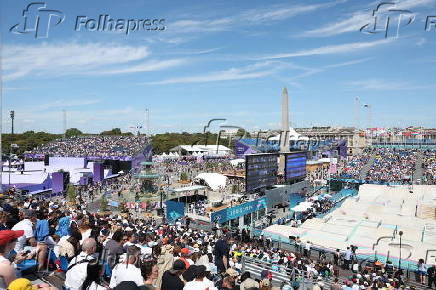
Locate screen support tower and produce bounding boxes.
[279,87,290,174]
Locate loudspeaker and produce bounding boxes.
[44,155,49,166]
[63,172,70,189]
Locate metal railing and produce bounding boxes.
[241,256,337,290]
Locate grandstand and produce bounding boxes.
[262,184,436,270]
[26,135,148,160]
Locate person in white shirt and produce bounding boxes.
[122,234,137,250]
[109,245,144,288]
[11,212,35,253]
[183,265,216,290]
[65,238,97,290]
[12,209,48,271]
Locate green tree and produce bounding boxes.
[66,184,76,202]
[100,196,108,212]
[65,128,83,138]
[180,172,189,181]
[101,128,122,135]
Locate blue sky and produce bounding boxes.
[1,0,435,134]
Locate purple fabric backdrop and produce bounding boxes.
[93,163,104,183]
[52,172,64,193]
[23,154,133,161]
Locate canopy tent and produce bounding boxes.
[194,173,228,191]
[291,201,314,212]
[230,159,245,167]
[172,185,207,193]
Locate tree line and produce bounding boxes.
[1,129,235,157]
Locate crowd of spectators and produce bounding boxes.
[337,148,372,179]
[366,148,418,183]
[30,136,148,158]
[0,195,428,290]
[422,150,436,184]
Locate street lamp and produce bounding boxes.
[399,231,403,270]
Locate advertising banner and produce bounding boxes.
[166,200,185,223]
[234,140,257,157]
[211,197,267,224]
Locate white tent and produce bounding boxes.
[194,173,228,191]
[269,127,309,141]
[291,201,314,212]
[230,159,245,166]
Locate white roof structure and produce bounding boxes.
[170,145,232,156]
[264,184,436,267]
[1,171,50,185]
[194,173,228,191]
[172,185,207,193]
[230,159,245,166]
[291,201,314,212]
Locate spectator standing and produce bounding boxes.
[161,259,186,290]
[214,234,230,274]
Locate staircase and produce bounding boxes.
[413,151,425,184]
[359,153,377,180]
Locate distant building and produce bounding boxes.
[169,145,232,156]
[295,126,366,155]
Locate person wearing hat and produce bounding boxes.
[161,259,186,290]
[156,244,175,290]
[0,230,27,288]
[179,248,193,269]
[8,278,56,290]
[225,268,239,279]
[240,271,259,290]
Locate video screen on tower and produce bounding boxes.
[285,151,307,181]
[245,153,278,192]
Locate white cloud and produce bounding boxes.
[416,37,427,46]
[346,79,430,90]
[143,61,283,85]
[301,11,370,37]
[324,57,373,68]
[36,99,102,110]
[170,2,337,33]
[255,39,391,60]
[301,0,434,37]
[94,59,187,75]
[3,42,184,80]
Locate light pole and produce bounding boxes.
[9,111,14,136]
[399,230,403,270]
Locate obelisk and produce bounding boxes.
[279,87,289,174]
